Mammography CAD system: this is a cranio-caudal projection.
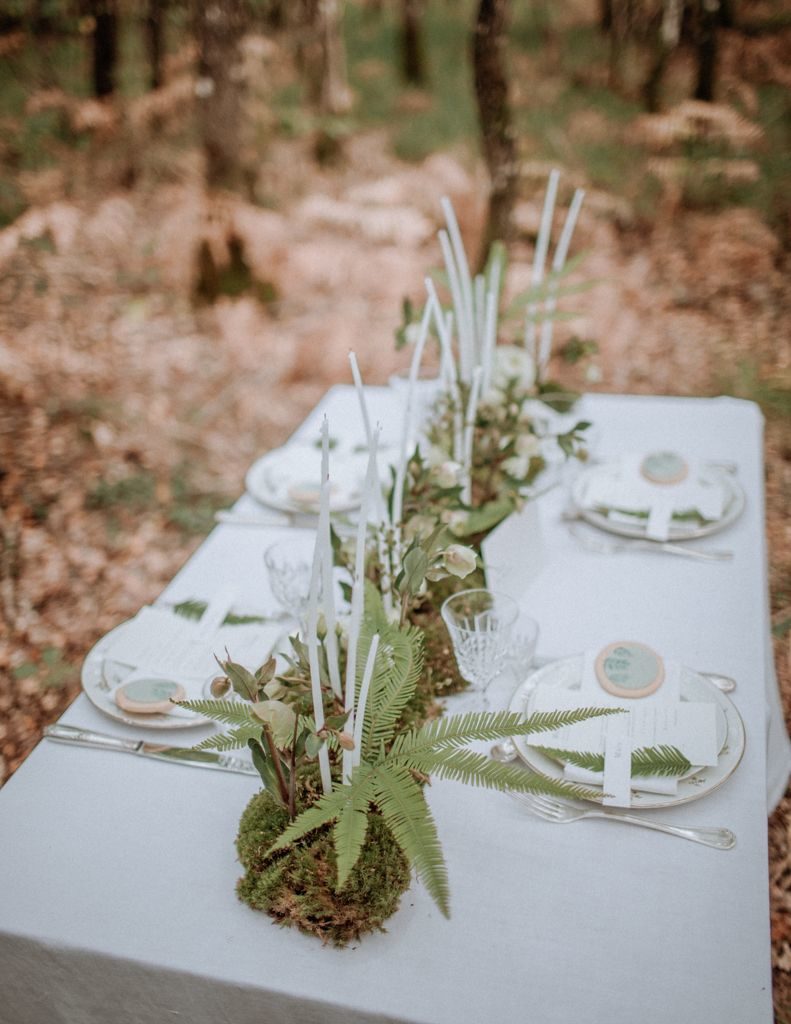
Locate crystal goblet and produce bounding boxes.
[441,589,519,707]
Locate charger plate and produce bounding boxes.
[508,655,745,809]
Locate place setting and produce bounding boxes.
[563,448,745,561]
[476,631,744,848]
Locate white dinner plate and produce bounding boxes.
[81,617,282,730]
[508,655,745,809]
[245,442,392,515]
[570,462,745,540]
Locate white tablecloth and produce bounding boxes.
[0,387,787,1024]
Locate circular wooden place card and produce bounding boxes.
[115,678,186,714]
[595,641,665,699]
[639,451,689,485]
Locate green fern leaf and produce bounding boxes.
[395,748,598,800]
[359,601,424,754]
[333,769,377,889]
[191,725,261,752]
[631,745,692,777]
[374,764,450,917]
[523,707,622,735]
[386,709,614,761]
[531,747,605,772]
[266,785,363,856]
[177,698,256,726]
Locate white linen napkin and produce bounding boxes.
[527,652,719,805]
[578,456,725,540]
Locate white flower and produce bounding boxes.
[442,544,477,579]
[435,460,462,489]
[492,345,536,392]
[424,445,448,469]
[503,455,529,479]
[403,514,436,541]
[440,509,468,535]
[516,433,541,458]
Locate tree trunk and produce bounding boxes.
[295,0,352,115]
[473,0,518,265]
[91,0,118,98]
[400,0,426,85]
[194,0,249,192]
[145,0,166,90]
[598,0,613,32]
[694,0,719,101]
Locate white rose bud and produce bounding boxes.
[516,433,541,458]
[503,455,529,479]
[442,544,477,579]
[435,460,462,489]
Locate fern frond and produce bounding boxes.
[523,707,622,734]
[631,745,692,777]
[266,786,358,856]
[386,708,613,761]
[333,771,377,889]
[191,724,261,752]
[532,744,693,778]
[360,616,424,755]
[532,747,604,772]
[373,764,450,918]
[176,698,256,726]
[394,748,602,801]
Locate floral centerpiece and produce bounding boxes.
[179,425,616,944]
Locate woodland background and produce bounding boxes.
[0,0,789,1012]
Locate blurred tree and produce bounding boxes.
[194,0,249,191]
[473,0,518,264]
[294,0,352,116]
[90,0,118,97]
[400,0,426,85]
[693,0,719,101]
[145,0,167,90]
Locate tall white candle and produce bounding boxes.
[319,418,342,700]
[525,169,560,353]
[348,351,374,450]
[480,290,497,396]
[462,365,483,505]
[343,430,380,783]
[392,300,432,527]
[351,633,380,771]
[439,229,472,383]
[441,197,475,373]
[306,463,333,795]
[538,188,585,375]
[474,273,485,364]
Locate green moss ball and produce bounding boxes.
[236,790,411,946]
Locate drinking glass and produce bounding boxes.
[441,589,519,706]
[264,535,316,625]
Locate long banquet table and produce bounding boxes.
[0,386,788,1024]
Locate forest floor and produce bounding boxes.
[0,1,790,1013]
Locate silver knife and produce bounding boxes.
[44,724,259,777]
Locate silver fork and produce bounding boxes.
[567,521,733,563]
[512,792,736,849]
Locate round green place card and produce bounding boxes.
[640,451,688,485]
[115,678,186,714]
[595,641,665,699]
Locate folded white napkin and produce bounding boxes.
[527,652,719,805]
[104,606,282,690]
[578,455,725,540]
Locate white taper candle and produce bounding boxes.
[352,633,380,769]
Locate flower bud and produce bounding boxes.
[210,676,231,698]
[442,543,477,579]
